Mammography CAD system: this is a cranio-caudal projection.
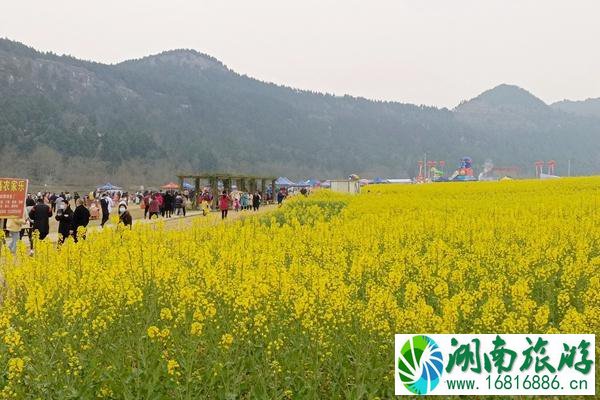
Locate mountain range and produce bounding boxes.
[1,38,599,187]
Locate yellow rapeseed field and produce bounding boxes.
[0,178,598,398]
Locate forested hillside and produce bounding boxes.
[1,38,599,186]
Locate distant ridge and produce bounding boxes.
[0,38,599,185]
[455,84,550,113]
[552,97,600,118]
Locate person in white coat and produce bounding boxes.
[6,212,27,253]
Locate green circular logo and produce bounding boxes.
[397,335,444,395]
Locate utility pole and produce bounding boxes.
[567,159,571,177]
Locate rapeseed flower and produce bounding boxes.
[0,177,598,397]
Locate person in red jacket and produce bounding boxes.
[148,194,161,219]
[156,193,165,217]
[219,190,230,219]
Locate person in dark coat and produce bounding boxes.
[49,193,57,213]
[143,192,151,219]
[100,193,111,227]
[72,199,90,242]
[252,191,261,211]
[118,201,133,228]
[55,199,74,244]
[174,193,185,216]
[25,195,35,207]
[29,197,52,243]
[277,189,285,205]
[164,192,174,218]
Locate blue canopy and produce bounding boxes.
[373,177,389,184]
[275,177,297,186]
[97,182,122,191]
[182,182,195,190]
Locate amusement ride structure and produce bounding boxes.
[449,157,477,181]
[415,156,531,182]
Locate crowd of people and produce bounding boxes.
[218,190,268,219]
[139,191,192,220]
[2,186,299,254]
[1,191,133,254]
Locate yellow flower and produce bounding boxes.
[0,177,597,396]
[190,322,203,336]
[220,333,234,349]
[3,329,22,353]
[160,308,173,321]
[147,326,160,339]
[7,357,24,380]
[126,288,143,305]
[167,359,180,376]
[25,285,46,318]
[160,328,171,339]
[98,386,113,398]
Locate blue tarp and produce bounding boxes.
[275,177,297,186]
[295,181,311,188]
[373,177,389,184]
[97,182,122,191]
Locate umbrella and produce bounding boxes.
[182,182,195,190]
[161,182,180,190]
[97,182,122,191]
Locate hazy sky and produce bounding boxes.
[1,0,599,107]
